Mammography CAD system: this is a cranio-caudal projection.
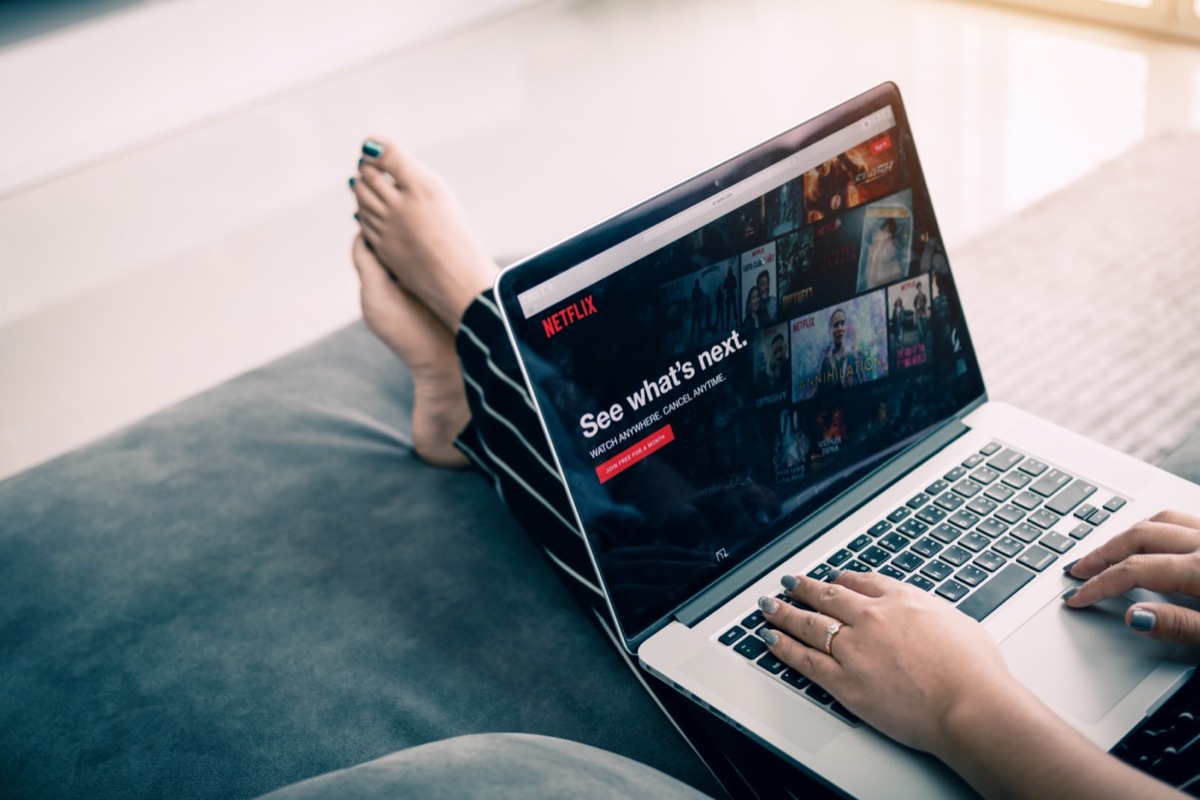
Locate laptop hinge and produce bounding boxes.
[673,403,982,629]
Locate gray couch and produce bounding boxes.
[0,322,723,800]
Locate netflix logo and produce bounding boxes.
[542,294,598,338]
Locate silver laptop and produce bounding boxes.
[493,82,1199,798]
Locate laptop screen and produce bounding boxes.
[497,84,985,644]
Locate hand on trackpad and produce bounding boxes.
[999,594,1179,724]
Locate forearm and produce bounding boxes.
[937,687,1180,800]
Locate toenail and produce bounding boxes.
[348,177,356,188]
[357,157,363,168]
[362,140,384,158]
[353,212,359,221]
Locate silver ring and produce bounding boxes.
[823,621,843,656]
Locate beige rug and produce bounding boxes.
[951,132,1200,465]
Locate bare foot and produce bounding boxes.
[352,234,471,468]
[351,137,498,333]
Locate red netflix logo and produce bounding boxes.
[542,295,598,338]
[871,134,892,155]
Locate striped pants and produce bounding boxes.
[451,291,1200,799]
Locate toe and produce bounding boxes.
[363,135,421,188]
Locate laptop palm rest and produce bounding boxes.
[999,594,1181,724]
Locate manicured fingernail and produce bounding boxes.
[780,574,800,592]
[760,628,779,646]
[348,176,356,188]
[1061,587,1079,603]
[1130,608,1156,632]
[758,595,780,614]
[1061,558,1081,575]
[828,569,844,582]
[362,140,384,158]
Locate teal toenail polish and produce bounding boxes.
[353,212,359,221]
[348,176,356,188]
[1130,608,1156,632]
[357,157,363,168]
[362,140,384,158]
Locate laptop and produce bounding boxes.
[493,82,1200,797]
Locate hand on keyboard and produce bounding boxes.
[1064,509,1200,646]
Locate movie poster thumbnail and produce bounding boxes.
[766,178,804,238]
[802,130,905,223]
[790,290,889,402]
[812,403,849,462]
[812,206,866,296]
[740,241,778,331]
[752,323,791,405]
[856,190,913,292]
[773,407,811,486]
[657,258,738,357]
[886,276,938,371]
[776,227,816,315]
[715,197,767,252]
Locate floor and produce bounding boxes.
[4,0,1200,481]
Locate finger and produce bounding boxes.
[351,174,388,218]
[782,573,868,623]
[758,595,845,655]
[1126,602,1200,646]
[1148,509,1200,529]
[1065,553,1200,608]
[1068,519,1200,579]
[759,626,839,688]
[829,568,891,599]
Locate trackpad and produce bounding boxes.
[1000,595,1178,724]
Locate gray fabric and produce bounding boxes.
[255,733,712,800]
[0,321,718,800]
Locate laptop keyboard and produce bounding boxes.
[715,440,1128,726]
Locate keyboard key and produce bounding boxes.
[892,551,926,572]
[1068,523,1093,540]
[973,551,1007,572]
[887,507,912,524]
[906,574,936,591]
[847,534,873,552]
[879,564,906,580]
[984,484,1015,503]
[916,505,948,525]
[1002,472,1032,490]
[987,448,1024,472]
[741,610,765,628]
[953,479,984,498]
[878,532,911,552]
[931,523,962,543]
[957,564,1035,621]
[959,532,990,552]
[827,549,853,567]
[782,668,810,690]
[962,453,986,469]
[1017,544,1057,572]
[925,479,950,496]
[1044,480,1097,515]
[1028,509,1061,529]
[1029,468,1072,497]
[757,652,787,674]
[1086,509,1111,526]
[992,536,1025,558]
[807,563,833,580]
[1039,531,1075,553]
[1019,459,1048,476]
[911,537,944,558]
[806,683,834,704]
[734,636,768,659]
[955,565,989,586]
[980,442,1003,456]
[936,579,971,602]
[858,546,891,567]
[944,466,967,482]
[830,701,861,725]
[1073,503,1098,520]
[920,560,954,581]
[868,520,892,537]
[948,509,981,529]
[719,626,746,646]
[967,497,998,517]
[995,505,1026,525]
[1103,496,1127,512]
[935,492,966,511]
[1012,491,1043,511]
[1011,522,1042,543]
[976,518,1009,538]
[907,493,931,509]
[898,519,929,538]
[843,560,872,573]
[940,545,972,566]
[970,466,1001,485]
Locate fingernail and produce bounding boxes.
[1130,608,1156,632]
[362,140,384,158]
[760,628,780,646]
[1061,587,1079,603]
[758,595,780,614]
[1061,558,1081,575]
[828,569,844,582]
[348,176,356,188]
[780,574,800,592]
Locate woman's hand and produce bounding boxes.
[1064,510,1200,645]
